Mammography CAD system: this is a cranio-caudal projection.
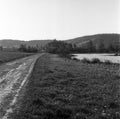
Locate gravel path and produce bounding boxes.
[0,54,41,119]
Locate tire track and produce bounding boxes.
[0,54,41,119]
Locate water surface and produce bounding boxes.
[74,54,120,64]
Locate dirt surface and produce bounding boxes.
[0,54,42,119]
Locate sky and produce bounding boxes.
[0,0,119,41]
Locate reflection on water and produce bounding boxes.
[74,54,120,64]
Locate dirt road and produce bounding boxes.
[0,54,41,119]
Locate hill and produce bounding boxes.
[0,39,52,48]
[66,34,120,49]
[0,34,119,51]
[25,40,52,47]
[0,39,24,48]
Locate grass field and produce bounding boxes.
[10,54,120,119]
[0,51,34,64]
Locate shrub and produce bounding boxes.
[81,58,91,63]
[59,53,72,59]
[91,58,101,64]
[72,57,80,61]
[104,60,112,65]
[81,58,103,64]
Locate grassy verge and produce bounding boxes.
[0,51,34,64]
[10,54,120,119]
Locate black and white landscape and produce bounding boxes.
[0,0,119,119]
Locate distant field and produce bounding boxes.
[0,51,34,64]
[10,54,120,119]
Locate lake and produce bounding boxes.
[73,54,120,64]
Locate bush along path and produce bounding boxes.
[0,54,43,119]
[10,54,120,119]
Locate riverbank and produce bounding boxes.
[10,54,120,119]
[73,53,120,64]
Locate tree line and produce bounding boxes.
[45,40,73,55]
[18,44,38,53]
[45,40,120,55]
[0,40,119,54]
[73,40,120,53]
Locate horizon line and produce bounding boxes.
[0,33,119,41]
